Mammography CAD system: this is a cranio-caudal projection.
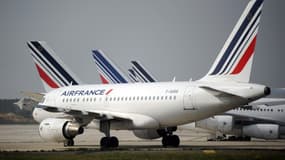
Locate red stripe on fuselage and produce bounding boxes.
[231,36,257,75]
[100,74,109,84]
[35,64,59,88]
[105,89,113,95]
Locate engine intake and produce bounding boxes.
[63,121,84,139]
[39,118,84,142]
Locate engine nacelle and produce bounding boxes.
[39,118,84,142]
[133,129,161,139]
[196,115,233,134]
[243,124,279,139]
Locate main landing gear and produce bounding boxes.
[100,121,119,148]
[162,135,180,147]
[158,127,180,147]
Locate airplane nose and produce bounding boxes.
[264,87,271,96]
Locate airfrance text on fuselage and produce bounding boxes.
[61,89,106,96]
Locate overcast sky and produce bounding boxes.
[0,0,284,98]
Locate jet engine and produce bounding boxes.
[242,124,279,139]
[196,115,233,133]
[39,118,84,142]
[133,129,161,139]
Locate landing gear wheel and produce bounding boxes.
[110,136,119,147]
[100,137,108,148]
[162,135,180,147]
[64,139,74,147]
[100,137,119,148]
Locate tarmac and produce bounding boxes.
[1,125,285,152]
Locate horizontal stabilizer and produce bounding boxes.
[200,86,245,98]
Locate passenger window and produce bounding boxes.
[174,96,176,100]
[121,97,124,101]
[165,96,168,100]
[62,98,65,103]
[77,98,80,102]
[169,96,172,100]
[94,98,96,101]
[157,96,159,100]
[145,96,147,100]
[82,98,85,102]
[161,96,164,100]
[153,96,155,100]
[141,96,143,100]
[125,97,128,101]
[137,96,140,100]
[129,97,132,101]
[110,97,112,101]
[86,98,89,102]
[133,97,136,101]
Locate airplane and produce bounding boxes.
[25,0,270,148]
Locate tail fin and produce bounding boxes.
[128,61,157,83]
[130,61,157,83]
[201,0,263,83]
[92,50,129,84]
[128,69,140,83]
[27,41,82,92]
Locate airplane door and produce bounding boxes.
[183,87,195,110]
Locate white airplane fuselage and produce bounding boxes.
[39,81,268,129]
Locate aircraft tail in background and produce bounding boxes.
[27,41,82,92]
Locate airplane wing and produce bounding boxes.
[20,91,45,102]
[37,104,159,129]
[250,98,285,106]
[225,109,285,126]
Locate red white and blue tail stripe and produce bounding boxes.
[27,41,81,92]
[92,50,129,84]
[202,0,263,82]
